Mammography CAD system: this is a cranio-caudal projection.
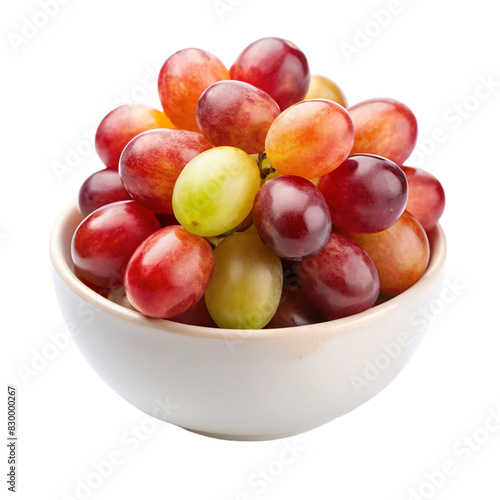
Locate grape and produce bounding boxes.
[265,284,327,328]
[253,175,332,260]
[348,98,418,165]
[71,200,160,288]
[172,146,261,237]
[265,99,354,179]
[295,233,380,319]
[230,37,310,110]
[241,223,258,235]
[318,154,408,233]
[79,40,443,329]
[169,296,218,328]
[336,211,430,295]
[155,213,179,228]
[124,226,214,319]
[79,277,110,298]
[158,48,229,132]
[234,208,254,232]
[119,129,212,214]
[305,75,347,107]
[78,169,132,217]
[196,80,280,154]
[401,166,446,231]
[205,233,283,329]
[95,104,173,170]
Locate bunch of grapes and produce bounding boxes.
[71,37,446,330]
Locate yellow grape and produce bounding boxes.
[172,147,261,237]
[205,233,283,329]
[305,75,348,107]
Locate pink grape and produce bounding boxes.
[401,166,446,231]
[348,98,418,165]
[196,80,280,154]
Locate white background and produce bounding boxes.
[2,0,500,499]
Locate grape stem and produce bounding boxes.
[258,151,275,180]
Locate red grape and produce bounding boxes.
[155,213,179,228]
[95,104,173,170]
[169,296,218,328]
[296,232,380,319]
[265,284,327,328]
[78,169,132,218]
[158,48,229,132]
[196,80,280,154]
[79,277,110,298]
[71,200,160,288]
[348,98,417,165]
[318,154,408,233]
[119,128,212,214]
[124,226,214,319]
[265,99,354,179]
[230,37,310,110]
[253,175,332,260]
[336,211,429,295]
[401,166,446,231]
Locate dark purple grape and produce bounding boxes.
[253,176,332,261]
[295,233,380,319]
[78,169,132,217]
[265,284,327,328]
[230,37,310,110]
[318,154,408,233]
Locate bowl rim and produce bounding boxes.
[49,202,447,341]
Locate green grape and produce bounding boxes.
[172,146,261,237]
[205,233,283,329]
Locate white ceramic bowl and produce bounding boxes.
[50,203,446,441]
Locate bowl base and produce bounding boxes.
[182,426,301,441]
